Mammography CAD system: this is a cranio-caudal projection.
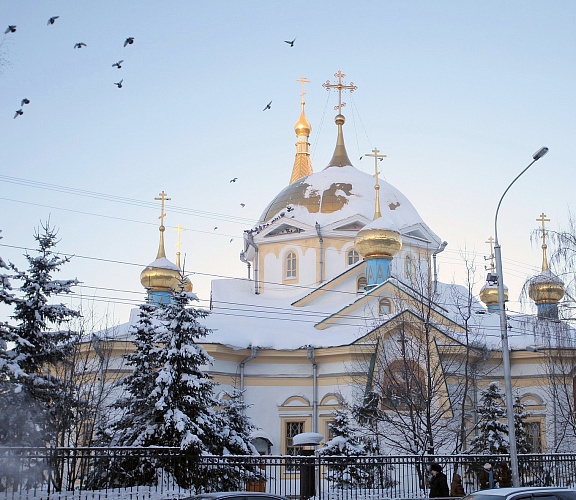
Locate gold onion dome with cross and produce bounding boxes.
[140,191,184,293]
[479,236,508,309]
[528,213,565,305]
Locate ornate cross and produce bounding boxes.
[537,212,550,247]
[322,70,357,112]
[365,147,386,219]
[173,224,186,251]
[297,76,310,101]
[485,236,495,272]
[154,190,171,227]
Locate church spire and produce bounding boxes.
[323,70,356,168]
[290,76,313,184]
[154,190,170,259]
[173,223,185,269]
[365,147,387,220]
[537,212,550,271]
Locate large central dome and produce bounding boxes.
[259,165,429,231]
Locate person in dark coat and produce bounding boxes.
[450,473,466,497]
[479,463,496,490]
[498,462,512,488]
[430,463,450,498]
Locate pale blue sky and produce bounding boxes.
[1,1,575,326]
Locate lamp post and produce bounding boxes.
[494,146,549,487]
[526,345,557,451]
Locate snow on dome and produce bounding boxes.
[259,165,432,234]
[529,269,563,285]
[144,257,180,271]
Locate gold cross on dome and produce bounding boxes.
[154,190,171,227]
[173,224,186,251]
[537,212,550,246]
[365,147,386,220]
[322,70,357,112]
[297,76,310,101]
[485,236,495,272]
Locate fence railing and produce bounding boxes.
[1,448,575,500]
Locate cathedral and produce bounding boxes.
[91,71,576,456]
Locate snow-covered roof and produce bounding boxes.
[144,257,180,271]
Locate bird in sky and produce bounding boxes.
[230,238,233,243]
[14,109,23,119]
[20,98,30,106]
[5,26,16,34]
[124,37,134,47]
[114,79,123,88]
[284,38,296,47]
[263,101,272,111]
[74,42,86,48]
[230,177,238,183]
[112,60,124,69]
[359,156,363,160]
[213,227,218,230]
[240,203,245,208]
[47,16,59,25]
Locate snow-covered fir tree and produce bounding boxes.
[318,409,371,488]
[216,389,257,455]
[0,223,79,447]
[468,381,509,454]
[514,396,532,453]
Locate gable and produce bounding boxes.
[265,223,304,237]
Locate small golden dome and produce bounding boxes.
[184,277,193,292]
[294,103,311,137]
[479,283,509,307]
[528,271,565,305]
[335,114,345,126]
[140,260,182,292]
[355,228,402,260]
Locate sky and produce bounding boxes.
[1,1,576,329]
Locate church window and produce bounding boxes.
[526,421,542,452]
[285,421,304,456]
[347,248,359,266]
[357,275,367,293]
[404,254,415,281]
[381,359,426,411]
[285,251,297,279]
[379,298,392,315]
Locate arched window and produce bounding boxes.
[357,275,367,292]
[379,298,392,315]
[347,248,359,266]
[404,254,415,281]
[381,359,426,411]
[285,251,297,279]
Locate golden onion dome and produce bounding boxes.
[528,270,565,305]
[479,282,509,308]
[184,276,193,292]
[294,103,311,137]
[355,226,402,260]
[140,257,182,292]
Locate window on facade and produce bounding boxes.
[381,359,426,411]
[285,421,304,456]
[526,421,542,452]
[347,248,359,266]
[285,251,297,279]
[325,420,336,441]
[357,276,367,292]
[404,254,414,280]
[379,298,392,315]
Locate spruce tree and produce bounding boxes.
[468,382,509,454]
[216,389,257,455]
[0,223,79,447]
[514,396,532,453]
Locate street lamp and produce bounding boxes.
[526,345,557,451]
[494,146,549,487]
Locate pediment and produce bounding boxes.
[334,221,366,231]
[265,224,304,237]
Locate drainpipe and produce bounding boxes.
[245,233,260,294]
[307,346,318,433]
[432,241,448,294]
[240,346,259,405]
[315,222,324,284]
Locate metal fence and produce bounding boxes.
[1,448,576,500]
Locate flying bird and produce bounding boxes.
[5,25,16,34]
[114,79,123,88]
[230,238,233,243]
[14,109,23,119]
[359,156,363,160]
[21,98,30,106]
[263,101,272,111]
[240,203,245,208]
[284,38,296,47]
[47,16,59,25]
[74,42,86,48]
[230,177,238,183]
[213,227,218,230]
[124,37,134,47]
[112,60,124,69]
